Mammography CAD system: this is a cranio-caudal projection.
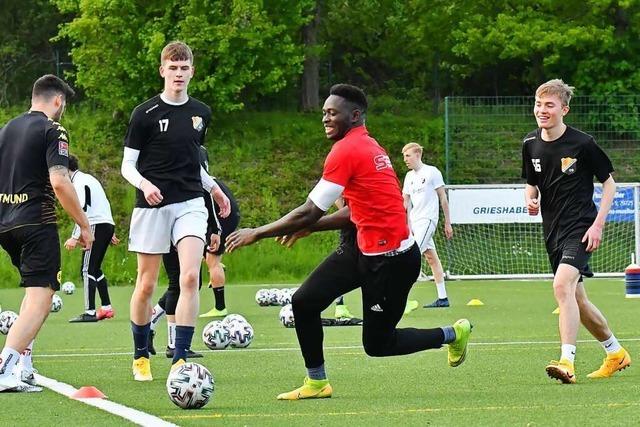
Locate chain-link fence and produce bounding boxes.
[444,96,640,184]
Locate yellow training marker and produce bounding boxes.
[552,307,560,314]
[466,299,484,306]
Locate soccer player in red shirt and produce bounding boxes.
[226,84,471,400]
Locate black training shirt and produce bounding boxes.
[0,111,70,232]
[124,95,211,208]
[521,125,613,250]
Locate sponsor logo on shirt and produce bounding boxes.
[58,141,69,156]
[561,157,577,175]
[0,193,28,204]
[373,154,392,171]
[192,116,204,132]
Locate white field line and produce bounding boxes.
[33,337,640,358]
[35,373,178,427]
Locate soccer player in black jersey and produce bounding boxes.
[0,75,93,392]
[121,41,230,381]
[522,79,631,384]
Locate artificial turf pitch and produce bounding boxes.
[0,278,638,426]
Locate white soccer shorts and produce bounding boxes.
[412,219,438,253]
[128,197,208,254]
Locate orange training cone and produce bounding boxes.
[71,386,107,399]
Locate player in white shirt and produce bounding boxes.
[64,155,119,322]
[401,143,453,308]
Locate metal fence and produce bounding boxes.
[444,96,640,184]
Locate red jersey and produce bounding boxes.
[322,126,410,254]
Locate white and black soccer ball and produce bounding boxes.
[61,281,75,295]
[227,320,254,348]
[202,320,231,350]
[277,288,293,306]
[222,314,247,327]
[268,288,281,305]
[279,304,295,328]
[255,289,271,307]
[0,310,18,335]
[166,362,214,409]
[50,294,63,313]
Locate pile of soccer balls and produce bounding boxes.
[202,314,254,350]
[255,287,297,307]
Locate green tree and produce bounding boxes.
[0,0,66,105]
[53,0,313,113]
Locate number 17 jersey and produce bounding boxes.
[124,95,211,208]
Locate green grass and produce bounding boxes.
[1,278,638,426]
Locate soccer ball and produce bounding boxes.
[222,314,247,327]
[0,311,18,335]
[279,304,295,328]
[277,288,293,306]
[268,288,281,305]
[255,289,271,307]
[166,362,214,409]
[227,320,254,348]
[202,321,231,350]
[61,282,75,295]
[50,294,63,313]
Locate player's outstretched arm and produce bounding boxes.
[226,199,325,252]
[276,206,352,248]
[50,165,94,249]
[583,175,615,252]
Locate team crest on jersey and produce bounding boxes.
[561,157,577,175]
[58,141,69,156]
[192,116,204,132]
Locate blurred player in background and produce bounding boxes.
[65,155,119,323]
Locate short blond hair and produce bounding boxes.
[402,142,423,155]
[161,41,193,65]
[535,79,575,106]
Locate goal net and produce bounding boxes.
[432,183,640,279]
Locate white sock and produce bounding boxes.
[19,340,34,372]
[435,281,447,299]
[600,334,622,354]
[561,344,576,364]
[0,348,20,377]
[150,305,165,332]
[86,309,96,315]
[167,322,176,349]
[101,305,112,311]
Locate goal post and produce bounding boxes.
[435,183,640,279]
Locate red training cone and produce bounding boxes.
[71,386,107,399]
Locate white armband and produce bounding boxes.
[121,147,145,190]
[200,166,219,192]
[308,179,345,212]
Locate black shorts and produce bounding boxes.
[548,236,593,279]
[204,180,240,256]
[0,224,61,290]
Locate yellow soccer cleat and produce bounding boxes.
[170,358,186,372]
[587,348,631,379]
[545,359,576,384]
[334,304,353,319]
[199,307,228,318]
[276,377,332,400]
[448,319,472,367]
[132,357,153,382]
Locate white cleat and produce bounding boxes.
[19,368,38,386]
[0,373,42,392]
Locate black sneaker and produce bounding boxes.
[423,298,450,308]
[69,313,98,323]
[148,330,156,355]
[165,347,203,358]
